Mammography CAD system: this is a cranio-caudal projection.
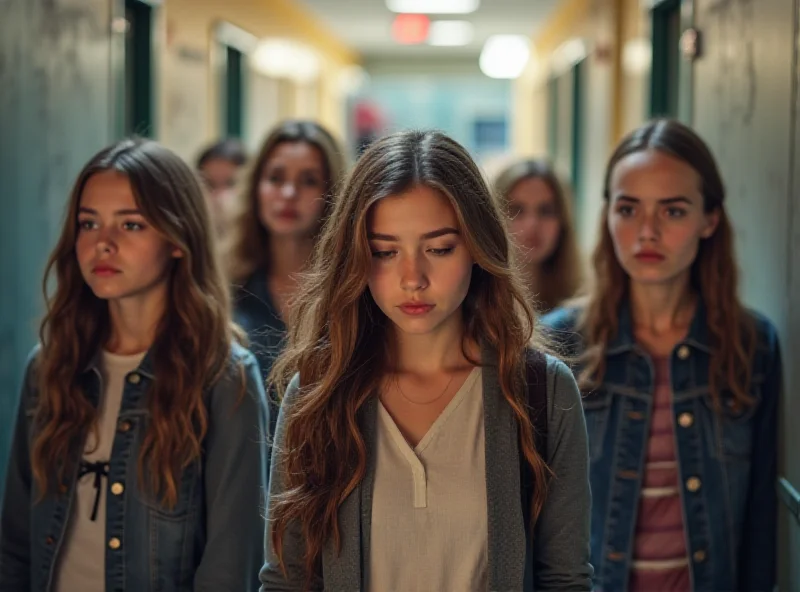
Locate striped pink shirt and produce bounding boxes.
[629,355,691,591]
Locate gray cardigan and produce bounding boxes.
[259,353,593,591]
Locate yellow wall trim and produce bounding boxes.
[258,0,360,64]
[611,0,625,145]
[534,0,591,54]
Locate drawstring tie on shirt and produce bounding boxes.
[78,460,110,521]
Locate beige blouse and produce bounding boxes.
[368,367,487,592]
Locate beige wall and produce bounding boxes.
[157,0,358,161]
[513,0,619,254]
[514,0,649,150]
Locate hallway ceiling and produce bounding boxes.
[295,0,559,59]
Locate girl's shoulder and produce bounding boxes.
[522,347,581,419]
[742,308,781,378]
[18,345,43,407]
[743,307,780,353]
[542,353,582,414]
[208,341,263,400]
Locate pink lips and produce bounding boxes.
[634,250,665,262]
[398,303,435,316]
[275,209,299,220]
[92,264,120,277]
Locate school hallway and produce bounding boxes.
[1,0,799,588]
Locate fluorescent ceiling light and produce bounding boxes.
[428,20,473,46]
[479,35,530,79]
[251,39,321,83]
[386,0,479,15]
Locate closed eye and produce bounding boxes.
[371,250,396,260]
[428,247,454,256]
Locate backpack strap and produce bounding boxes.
[520,348,548,532]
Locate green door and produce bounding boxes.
[221,45,246,139]
[124,0,155,136]
[649,0,694,122]
[570,58,585,209]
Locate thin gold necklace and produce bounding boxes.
[393,372,455,406]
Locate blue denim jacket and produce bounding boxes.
[0,343,269,592]
[233,271,286,447]
[233,271,286,378]
[542,300,780,592]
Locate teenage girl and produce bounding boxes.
[543,119,780,591]
[494,158,583,312]
[260,130,593,591]
[1,138,269,591]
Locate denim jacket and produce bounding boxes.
[233,271,286,449]
[542,300,780,592]
[0,343,269,592]
[233,271,286,376]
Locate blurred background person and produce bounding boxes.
[225,120,345,397]
[494,158,583,312]
[196,138,248,240]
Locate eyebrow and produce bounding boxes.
[368,227,460,241]
[78,207,143,216]
[263,164,324,174]
[616,195,693,205]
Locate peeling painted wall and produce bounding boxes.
[0,0,117,492]
[692,0,799,586]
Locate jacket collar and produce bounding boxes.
[606,296,713,355]
[81,348,155,379]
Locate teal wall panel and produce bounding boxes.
[0,0,118,496]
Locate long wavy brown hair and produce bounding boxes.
[578,119,755,408]
[225,120,346,283]
[33,138,241,506]
[494,158,584,311]
[269,129,552,580]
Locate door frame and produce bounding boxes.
[649,0,695,123]
[213,22,257,140]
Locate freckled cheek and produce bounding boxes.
[608,219,635,252]
[663,227,702,261]
[367,271,394,309]
[369,262,395,286]
[444,260,474,299]
[74,235,94,266]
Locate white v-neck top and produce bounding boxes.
[368,367,487,592]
